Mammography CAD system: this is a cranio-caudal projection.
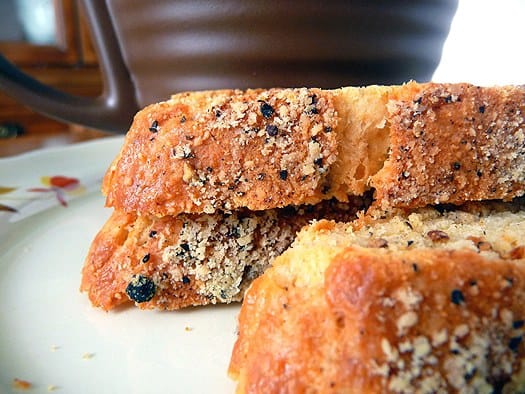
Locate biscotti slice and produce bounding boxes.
[229,200,525,393]
[102,83,525,216]
[102,88,349,216]
[102,86,394,216]
[80,197,365,310]
[372,83,525,209]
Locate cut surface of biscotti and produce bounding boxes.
[80,198,365,310]
[103,82,525,216]
[229,200,525,393]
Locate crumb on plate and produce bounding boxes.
[12,378,32,390]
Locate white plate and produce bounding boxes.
[0,137,239,394]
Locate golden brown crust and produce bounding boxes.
[229,219,525,393]
[372,82,525,209]
[103,83,525,216]
[81,199,365,311]
[103,88,339,216]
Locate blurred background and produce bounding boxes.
[0,0,523,156]
[0,0,103,155]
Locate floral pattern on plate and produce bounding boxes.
[0,175,86,213]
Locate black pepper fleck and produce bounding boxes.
[407,240,414,247]
[125,275,156,303]
[259,101,275,119]
[412,263,419,272]
[266,124,278,137]
[513,320,525,329]
[451,289,465,305]
[173,147,194,159]
[453,162,461,170]
[149,230,157,238]
[279,170,288,180]
[306,94,318,114]
[444,95,453,103]
[142,253,150,263]
[478,105,486,114]
[257,173,266,181]
[149,120,159,133]
[182,276,190,284]
[180,115,186,123]
[176,243,190,258]
[314,157,323,167]
[324,126,332,133]
[464,369,476,381]
[509,336,522,352]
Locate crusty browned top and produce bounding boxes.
[229,230,525,393]
[103,88,338,216]
[373,83,525,209]
[103,83,525,215]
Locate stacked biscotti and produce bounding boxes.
[82,81,525,390]
[81,87,376,310]
[82,82,525,310]
[224,84,525,392]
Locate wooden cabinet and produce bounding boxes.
[0,0,107,156]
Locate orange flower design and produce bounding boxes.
[28,176,85,207]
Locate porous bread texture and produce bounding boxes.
[329,85,394,198]
[80,198,365,310]
[102,82,525,216]
[229,202,525,393]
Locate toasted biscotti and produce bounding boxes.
[102,88,344,216]
[102,83,525,216]
[372,83,525,209]
[81,198,365,310]
[229,200,525,393]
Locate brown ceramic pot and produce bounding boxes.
[0,0,458,133]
